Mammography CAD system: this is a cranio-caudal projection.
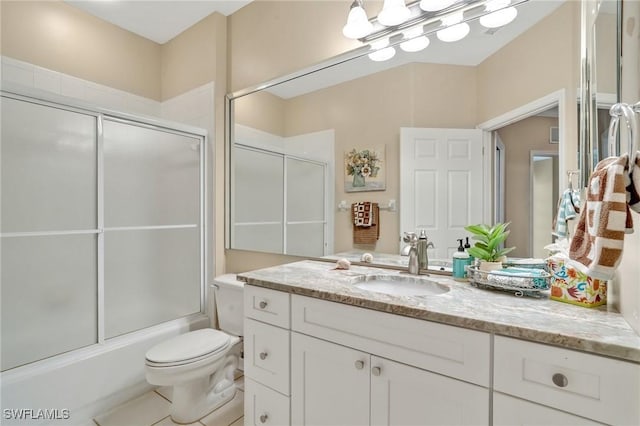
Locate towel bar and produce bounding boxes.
[338,199,396,212]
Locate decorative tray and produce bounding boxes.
[466,266,551,298]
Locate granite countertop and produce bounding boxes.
[237,259,640,363]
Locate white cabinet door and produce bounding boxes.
[370,356,489,426]
[245,377,290,426]
[291,332,369,426]
[493,393,604,425]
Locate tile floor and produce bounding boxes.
[94,374,244,426]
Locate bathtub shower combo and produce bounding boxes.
[0,88,211,424]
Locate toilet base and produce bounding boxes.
[169,354,239,424]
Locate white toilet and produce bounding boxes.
[145,274,244,424]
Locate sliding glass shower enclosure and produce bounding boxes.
[1,91,206,371]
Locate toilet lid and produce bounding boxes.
[145,329,230,365]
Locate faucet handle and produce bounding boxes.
[403,232,417,244]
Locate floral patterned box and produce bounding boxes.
[546,257,606,308]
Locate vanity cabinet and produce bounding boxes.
[493,335,640,425]
[290,293,491,426]
[244,285,291,425]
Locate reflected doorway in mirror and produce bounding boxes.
[344,146,386,192]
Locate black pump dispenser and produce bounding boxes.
[464,237,471,250]
[457,239,465,252]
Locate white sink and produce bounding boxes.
[353,275,450,297]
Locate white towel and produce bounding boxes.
[553,188,580,238]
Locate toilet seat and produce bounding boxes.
[146,329,231,368]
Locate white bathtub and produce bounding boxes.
[0,314,210,426]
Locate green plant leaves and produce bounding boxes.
[463,222,515,261]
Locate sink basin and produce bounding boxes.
[352,275,450,297]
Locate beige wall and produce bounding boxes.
[1,1,162,100]
[235,90,286,136]
[498,116,559,258]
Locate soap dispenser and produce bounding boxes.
[452,239,470,281]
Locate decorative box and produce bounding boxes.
[546,257,607,308]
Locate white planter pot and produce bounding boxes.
[479,261,503,272]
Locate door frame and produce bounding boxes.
[477,89,566,222]
[530,150,559,256]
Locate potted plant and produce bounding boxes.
[464,222,515,272]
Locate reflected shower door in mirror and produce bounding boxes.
[227,0,619,262]
[231,123,334,257]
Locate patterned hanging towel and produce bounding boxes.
[569,155,634,280]
[628,151,640,213]
[353,202,373,227]
[553,188,580,238]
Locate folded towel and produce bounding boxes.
[488,267,549,289]
[627,151,640,213]
[569,155,634,280]
[353,202,373,227]
[553,188,580,238]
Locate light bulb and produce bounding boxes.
[378,0,411,26]
[342,4,373,39]
[368,39,396,61]
[436,22,470,42]
[400,27,430,52]
[419,0,457,12]
[479,6,517,28]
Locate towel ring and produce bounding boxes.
[608,103,638,166]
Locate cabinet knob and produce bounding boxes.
[259,300,268,309]
[259,351,268,360]
[372,366,382,376]
[552,373,568,388]
[354,360,364,370]
[259,413,268,423]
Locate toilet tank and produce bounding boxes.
[212,274,244,336]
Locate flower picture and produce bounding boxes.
[345,146,385,192]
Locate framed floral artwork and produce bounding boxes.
[344,146,385,192]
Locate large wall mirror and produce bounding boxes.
[226,0,620,264]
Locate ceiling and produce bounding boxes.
[64,1,253,44]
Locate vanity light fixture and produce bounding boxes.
[436,12,470,42]
[400,26,430,52]
[368,38,397,61]
[378,0,412,26]
[343,0,374,39]
[345,0,528,61]
[419,0,457,12]
[479,0,517,28]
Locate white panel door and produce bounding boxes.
[291,332,369,426]
[370,356,489,426]
[400,128,484,259]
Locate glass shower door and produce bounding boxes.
[102,119,202,338]
[1,96,99,371]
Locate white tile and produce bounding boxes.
[228,418,243,426]
[200,390,244,426]
[151,416,200,426]
[94,391,170,426]
[34,67,61,94]
[155,386,172,402]
[2,61,34,87]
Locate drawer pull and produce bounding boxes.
[259,351,268,360]
[372,366,381,376]
[354,360,364,370]
[552,373,568,388]
[259,413,268,423]
[259,300,268,309]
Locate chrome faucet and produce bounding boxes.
[402,231,434,275]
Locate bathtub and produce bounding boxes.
[0,314,210,425]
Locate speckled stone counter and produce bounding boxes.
[238,260,640,363]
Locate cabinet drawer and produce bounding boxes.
[244,318,290,395]
[245,378,290,426]
[245,285,290,328]
[494,393,603,425]
[494,335,640,425]
[292,294,490,386]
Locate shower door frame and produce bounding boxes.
[1,88,209,357]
